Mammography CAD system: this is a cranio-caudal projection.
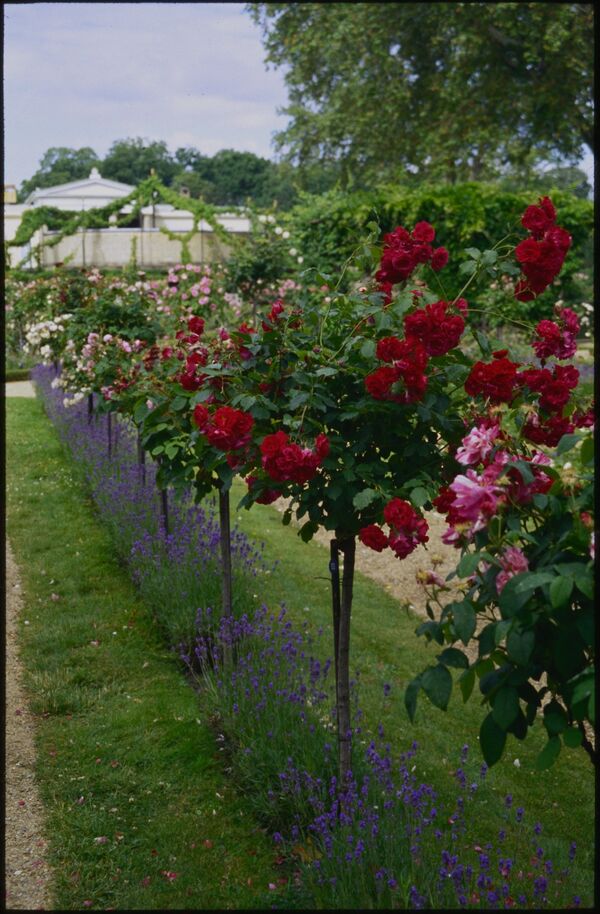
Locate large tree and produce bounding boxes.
[18,146,100,200]
[101,137,179,186]
[247,2,594,185]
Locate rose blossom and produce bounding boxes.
[455,423,501,466]
[495,546,529,594]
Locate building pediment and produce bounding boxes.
[24,169,134,206]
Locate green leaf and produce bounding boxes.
[359,339,376,359]
[437,647,469,669]
[459,667,475,702]
[478,623,497,658]
[494,620,512,646]
[562,726,583,748]
[556,433,581,455]
[459,260,477,275]
[410,486,429,508]
[492,686,520,729]
[299,520,318,543]
[352,487,378,510]
[506,629,534,666]
[170,396,188,412]
[481,249,498,266]
[452,601,476,645]
[421,664,452,711]
[575,574,593,599]
[580,435,594,465]
[288,390,309,410]
[550,575,573,609]
[479,713,507,766]
[474,330,492,358]
[499,571,554,615]
[464,247,481,259]
[457,551,481,578]
[314,366,338,377]
[404,677,421,722]
[543,700,568,735]
[535,736,561,770]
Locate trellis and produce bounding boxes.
[7,175,242,269]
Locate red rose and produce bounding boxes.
[521,201,555,238]
[538,380,572,414]
[464,357,519,404]
[359,524,389,552]
[430,247,449,271]
[523,413,574,447]
[188,316,205,336]
[553,364,579,389]
[193,404,210,430]
[384,497,416,529]
[515,238,541,264]
[376,335,407,363]
[260,431,327,484]
[365,365,401,400]
[205,406,254,451]
[412,221,436,243]
[404,300,465,356]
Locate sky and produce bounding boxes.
[3,2,595,192]
[3,1,291,188]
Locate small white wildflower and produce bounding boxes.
[274,226,283,235]
[289,248,297,257]
[513,758,521,768]
[282,230,290,239]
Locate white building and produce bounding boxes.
[5,169,250,268]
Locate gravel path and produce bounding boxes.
[4,381,36,398]
[5,541,53,910]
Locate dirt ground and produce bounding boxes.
[5,541,53,910]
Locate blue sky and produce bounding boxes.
[4,2,594,191]
[4,2,290,187]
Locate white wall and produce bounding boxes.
[39,227,247,269]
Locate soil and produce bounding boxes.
[5,541,53,910]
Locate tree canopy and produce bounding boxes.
[16,139,333,208]
[247,2,594,185]
[19,147,101,199]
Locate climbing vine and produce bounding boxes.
[7,176,241,266]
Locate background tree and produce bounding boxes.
[247,2,594,186]
[101,137,179,186]
[18,146,100,200]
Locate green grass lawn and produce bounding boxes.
[6,397,288,910]
[6,394,595,908]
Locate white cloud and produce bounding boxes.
[3,2,290,185]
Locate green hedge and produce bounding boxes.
[286,183,593,323]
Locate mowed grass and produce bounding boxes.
[6,397,287,911]
[227,478,596,895]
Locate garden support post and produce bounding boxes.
[329,539,341,709]
[160,488,169,536]
[87,393,93,425]
[336,533,356,781]
[107,412,112,460]
[137,431,146,485]
[219,487,233,666]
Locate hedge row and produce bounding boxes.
[285,183,593,321]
